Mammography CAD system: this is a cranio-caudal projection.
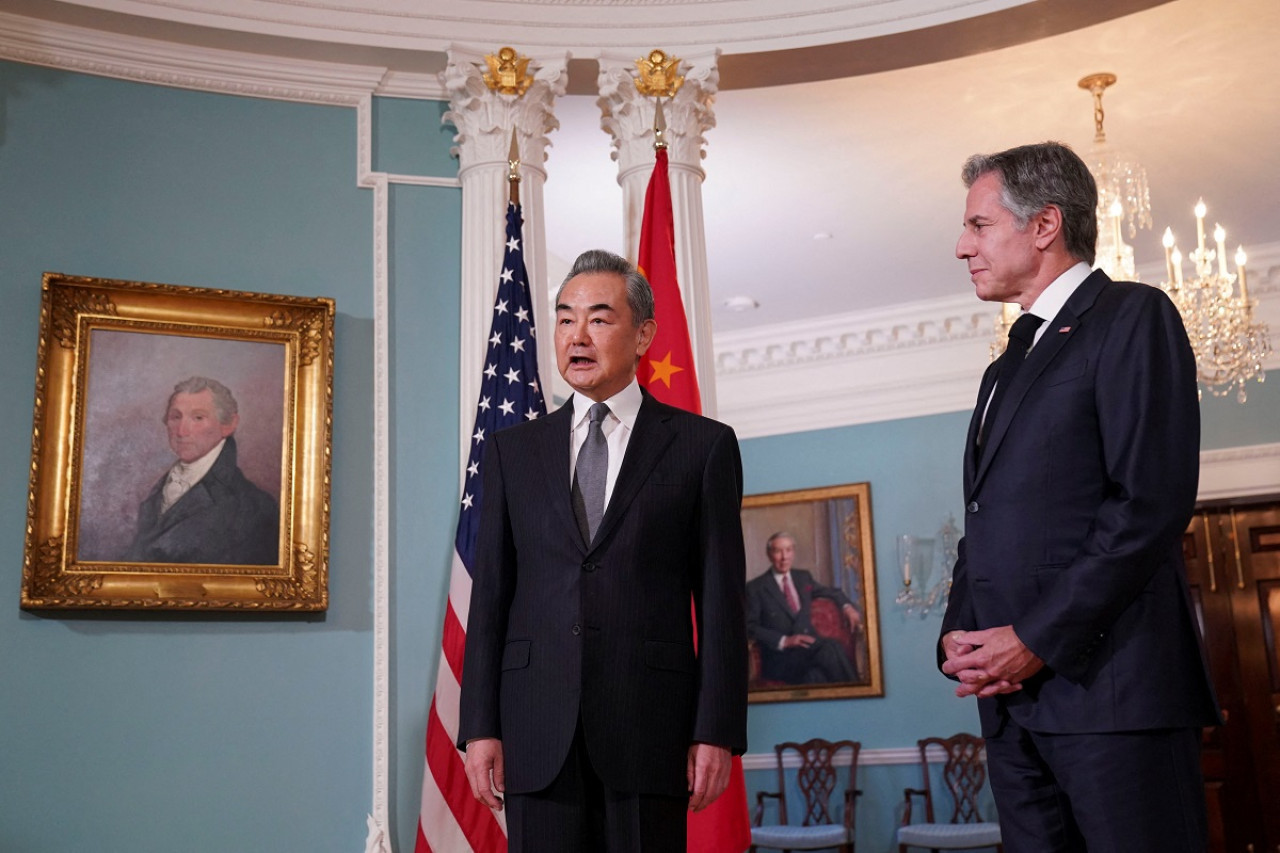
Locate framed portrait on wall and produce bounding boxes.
[21,272,334,611]
[742,482,884,702]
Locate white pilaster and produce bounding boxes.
[442,46,568,450]
[597,50,721,417]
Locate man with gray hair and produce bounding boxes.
[939,142,1218,851]
[126,376,279,565]
[459,249,748,852]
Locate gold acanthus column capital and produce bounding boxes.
[442,46,568,458]
[595,50,721,417]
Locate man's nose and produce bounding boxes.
[956,232,974,260]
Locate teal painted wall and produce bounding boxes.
[0,61,384,853]
[2,56,1277,853]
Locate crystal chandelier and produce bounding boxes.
[1079,73,1152,281]
[1158,201,1271,401]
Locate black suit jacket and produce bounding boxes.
[458,390,749,796]
[940,271,1218,736]
[746,568,852,651]
[126,435,280,565]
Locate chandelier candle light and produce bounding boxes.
[1159,199,1270,401]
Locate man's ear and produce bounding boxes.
[635,318,658,357]
[221,413,240,438]
[1032,204,1064,251]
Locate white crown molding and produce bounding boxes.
[0,10,453,104]
[713,241,1280,441]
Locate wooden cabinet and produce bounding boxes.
[1184,502,1280,853]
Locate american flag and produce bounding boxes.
[416,202,546,853]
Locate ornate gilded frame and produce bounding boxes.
[742,482,884,702]
[21,273,334,611]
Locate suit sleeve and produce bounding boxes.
[690,426,749,754]
[456,436,517,747]
[1013,290,1200,682]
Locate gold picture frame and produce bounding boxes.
[21,273,334,611]
[743,482,883,702]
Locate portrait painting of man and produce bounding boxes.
[75,329,286,566]
[740,483,883,701]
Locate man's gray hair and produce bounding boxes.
[167,376,238,425]
[961,141,1098,266]
[555,249,655,326]
[766,531,796,552]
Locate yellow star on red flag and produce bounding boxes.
[647,350,684,388]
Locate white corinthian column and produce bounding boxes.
[442,47,568,451]
[596,50,721,417]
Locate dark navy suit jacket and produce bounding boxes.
[126,436,280,566]
[940,271,1218,736]
[458,390,749,796]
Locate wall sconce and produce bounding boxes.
[895,515,960,617]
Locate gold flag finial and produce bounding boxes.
[635,49,683,98]
[507,128,521,204]
[653,99,668,151]
[483,46,533,96]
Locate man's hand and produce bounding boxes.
[940,625,1044,698]
[842,603,862,631]
[780,634,816,649]
[463,737,506,811]
[686,743,732,812]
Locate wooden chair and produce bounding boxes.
[897,733,1002,852]
[751,738,861,853]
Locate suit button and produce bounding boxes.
[582,561,597,573]
[571,624,581,636]
[967,501,980,513]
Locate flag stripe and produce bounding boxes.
[425,702,508,852]
[441,600,466,687]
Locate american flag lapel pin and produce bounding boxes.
[1058,326,1072,333]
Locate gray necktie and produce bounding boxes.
[571,402,610,545]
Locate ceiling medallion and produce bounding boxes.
[634,49,684,98]
[483,46,533,96]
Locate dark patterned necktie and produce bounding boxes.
[571,402,610,544]
[979,312,1044,454]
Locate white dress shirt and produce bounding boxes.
[569,379,643,513]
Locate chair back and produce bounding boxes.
[917,733,989,825]
[773,738,861,828]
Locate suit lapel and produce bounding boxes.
[973,270,1108,489]
[587,391,676,553]
[532,402,583,547]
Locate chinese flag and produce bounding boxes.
[636,147,702,413]
[637,147,751,853]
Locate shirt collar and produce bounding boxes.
[571,379,643,431]
[1028,261,1091,326]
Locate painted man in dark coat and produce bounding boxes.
[126,376,278,565]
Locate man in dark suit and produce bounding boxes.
[939,142,1218,852]
[746,531,860,684]
[126,376,278,565]
[459,249,748,852]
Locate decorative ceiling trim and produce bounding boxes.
[0,10,419,104]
